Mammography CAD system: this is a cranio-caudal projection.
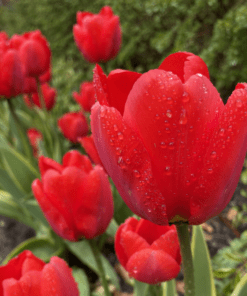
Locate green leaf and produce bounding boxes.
[225,252,243,263]
[2,237,64,264]
[191,225,216,296]
[231,273,247,296]
[162,279,177,296]
[0,135,39,193]
[72,267,90,296]
[0,169,25,200]
[133,280,149,296]
[241,169,247,185]
[25,199,50,228]
[214,268,236,278]
[106,219,118,237]
[66,240,120,290]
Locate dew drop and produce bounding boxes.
[118,132,124,140]
[168,142,175,149]
[179,109,187,125]
[165,166,172,175]
[166,110,172,118]
[210,151,217,158]
[167,97,172,104]
[113,124,118,132]
[236,99,243,108]
[197,73,203,77]
[133,170,140,178]
[155,114,160,120]
[219,128,225,137]
[207,168,213,174]
[182,91,190,102]
[160,142,166,148]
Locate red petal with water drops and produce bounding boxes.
[158,51,210,83]
[190,85,247,224]
[126,248,180,284]
[91,102,168,225]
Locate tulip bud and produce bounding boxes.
[73,81,96,112]
[32,150,114,241]
[58,112,89,143]
[73,6,121,63]
[115,217,181,284]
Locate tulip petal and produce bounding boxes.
[91,102,168,225]
[158,52,210,83]
[62,150,93,173]
[190,86,247,223]
[2,278,23,296]
[41,257,79,296]
[126,249,180,284]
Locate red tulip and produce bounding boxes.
[73,81,96,112]
[115,217,181,284]
[0,250,79,296]
[91,51,247,225]
[19,30,51,77]
[0,48,24,98]
[32,150,113,240]
[27,128,43,158]
[58,112,88,143]
[78,135,104,167]
[24,83,56,111]
[73,6,121,63]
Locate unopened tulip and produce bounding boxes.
[91,51,247,225]
[73,6,121,63]
[24,83,56,111]
[32,150,113,241]
[73,81,96,112]
[58,112,88,143]
[19,30,51,77]
[115,217,181,284]
[27,128,43,158]
[0,250,79,295]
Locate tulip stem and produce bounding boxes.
[89,239,111,296]
[176,224,195,296]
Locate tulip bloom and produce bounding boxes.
[115,217,181,284]
[0,250,79,295]
[91,51,247,225]
[27,128,43,158]
[73,81,96,112]
[24,83,56,111]
[73,6,121,63]
[0,34,24,97]
[58,112,89,143]
[19,30,51,77]
[32,150,113,241]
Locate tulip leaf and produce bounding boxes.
[231,273,247,296]
[214,267,236,278]
[133,280,149,296]
[162,279,177,296]
[2,237,64,264]
[0,190,28,224]
[25,199,50,228]
[191,225,216,296]
[0,135,39,193]
[72,267,90,296]
[0,168,25,200]
[66,240,120,290]
[106,218,118,237]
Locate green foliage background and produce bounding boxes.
[1,0,247,101]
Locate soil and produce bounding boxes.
[0,181,246,295]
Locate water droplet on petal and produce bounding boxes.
[165,166,172,175]
[113,124,118,132]
[207,168,213,174]
[118,132,123,140]
[160,142,166,148]
[168,142,175,149]
[182,91,190,102]
[210,151,217,158]
[236,99,243,108]
[219,128,225,137]
[197,73,203,77]
[166,110,172,118]
[179,109,187,125]
[167,97,172,104]
[133,170,140,178]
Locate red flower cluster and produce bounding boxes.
[115,218,181,284]
[73,6,121,63]
[32,150,113,241]
[0,30,51,99]
[58,112,89,143]
[0,250,79,295]
[91,51,247,225]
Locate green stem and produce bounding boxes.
[89,239,111,296]
[176,224,195,296]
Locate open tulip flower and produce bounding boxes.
[32,150,113,241]
[115,217,181,284]
[73,6,121,63]
[91,51,247,226]
[0,250,79,295]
